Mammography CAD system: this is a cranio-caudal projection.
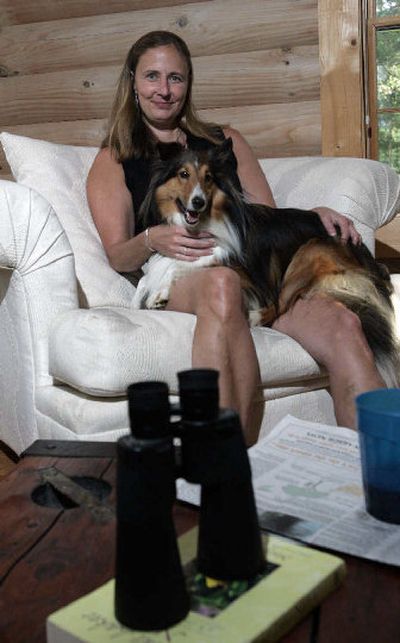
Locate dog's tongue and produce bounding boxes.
[185,210,199,225]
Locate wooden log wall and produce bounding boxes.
[318,0,365,157]
[0,0,321,178]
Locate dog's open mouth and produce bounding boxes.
[177,199,201,226]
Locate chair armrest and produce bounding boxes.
[0,180,78,383]
[260,156,400,255]
[0,180,75,271]
[0,180,81,454]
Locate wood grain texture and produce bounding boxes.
[0,444,17,480]
[316,555,400,643]
[318,0,365,157]
[0,452,198,643]
[376,216,400,257]
[0,118,108,148]
[0,456,113,580]
[0,100,321,177]
[0,456,115,643]
[0,46,320,126]
[0,0,204,26]
[1,449,399,643]
[0,0,322,163]
[0,65,117,125]
[0,0,318,76]
[203,101,321,157]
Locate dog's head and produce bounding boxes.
[139,145,215,231]
[140,138,240,227]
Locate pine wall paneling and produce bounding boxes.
[318,0,365,157]
[0,0,208,26]
[0,0,321,178]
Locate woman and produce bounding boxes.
[87,30,385,442]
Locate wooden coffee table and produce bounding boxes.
[0,440,398,643]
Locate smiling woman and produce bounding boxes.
[133,46,189,134]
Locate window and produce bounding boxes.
[367,1,400,171]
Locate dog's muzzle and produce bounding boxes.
[177,196,206,226]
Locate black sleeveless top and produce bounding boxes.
[121,129,240,236]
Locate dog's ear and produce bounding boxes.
[157,141,185,161]
[221,136,234,154]
[211,137,234,165]
[209,137,237,179]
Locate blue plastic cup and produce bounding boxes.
[356,389,400,524]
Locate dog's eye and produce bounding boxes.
[178,170,190,179]
[204,172,213,184]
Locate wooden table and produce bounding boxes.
[0,440,399,643]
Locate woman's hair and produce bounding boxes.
[102,30,221,160]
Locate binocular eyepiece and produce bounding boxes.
[115,368,265,631]
[178,368,219,421]
[127,369,220,434]
[127,380,170,438]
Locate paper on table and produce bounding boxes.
[177,414,400,567]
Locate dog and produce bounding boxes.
[133,138,400,386]
[133,142,243,311]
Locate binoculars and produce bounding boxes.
[115,368,266,631]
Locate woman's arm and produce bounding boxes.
[87,148,153,272]
[225,127,360,244]
[223,127,276,206]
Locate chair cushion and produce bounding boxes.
[0,131,136,308]
[49,306,326,398]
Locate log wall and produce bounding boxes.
[318,0,365,157]
[0,0,321,177]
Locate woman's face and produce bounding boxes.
[134,45,189,129]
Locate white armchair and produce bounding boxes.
[1,132,400,455]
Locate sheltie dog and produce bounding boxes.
[134,138,400,386]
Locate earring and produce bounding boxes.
[134,88,139,108]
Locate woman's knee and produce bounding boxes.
[274,296,368,364]
[199,267,244,321]
[331,303,364,343]
[319,301,374,366]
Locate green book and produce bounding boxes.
[47,529,345,643]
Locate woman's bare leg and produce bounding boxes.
[166,267,261,443]
[273,296,385,429]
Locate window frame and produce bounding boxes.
[367,1,400,161]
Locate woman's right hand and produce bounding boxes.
[147,224,216,261]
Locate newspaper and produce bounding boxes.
[176,414,400,567]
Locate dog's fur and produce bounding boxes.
[134,138,400,386]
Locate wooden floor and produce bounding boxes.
[0,444,18,480]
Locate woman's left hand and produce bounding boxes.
[313,206,361,245]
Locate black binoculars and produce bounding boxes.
[115,368,266,631]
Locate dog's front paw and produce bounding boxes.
[145,288,170,310]
[249,305,278,327]
[248,309,263,327]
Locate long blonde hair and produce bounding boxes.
[102,31,222,160]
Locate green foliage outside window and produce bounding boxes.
[374,3,400,171]
[376,27,400,171]
[376,0,400,17]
